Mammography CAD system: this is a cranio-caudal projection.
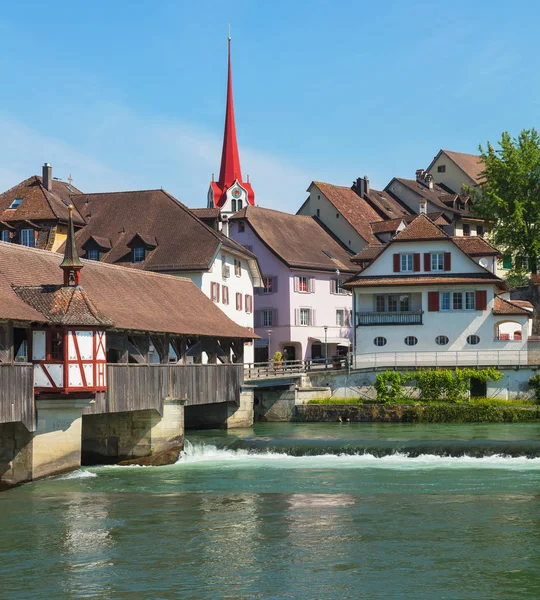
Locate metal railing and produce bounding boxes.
[353,350,529,370]
[244,357,348,379]
[356,310,424,326]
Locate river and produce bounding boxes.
[2,423,540,599]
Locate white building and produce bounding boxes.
[345,215,532,369]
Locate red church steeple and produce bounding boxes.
[208,36,255,212]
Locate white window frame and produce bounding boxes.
[0,230,10,243]
[298,276,309,293]
[465,291,476,310]
[234,259,242,277]
[299,308,310,326]
[222,285,229,305]
[245,294,253,314]
[262,309,273,327]
[431,253,444,271]
[87,248,99,261]
[262,277,273,294]
[440,292,451,311]
[336,309,344,326]
[400,254,413,272]
[20,228,35,248]
[133,246,145,263]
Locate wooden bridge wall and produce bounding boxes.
[0,364,35,432]
[87,364,244,416]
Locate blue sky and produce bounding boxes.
[0,0,538,211]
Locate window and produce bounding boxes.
[235,292,243,311]
[336,213,339,218]
[465,291,476,310]
[400,254,413,272]
[8,198,23,209]
[231,199,237,213]
[452,292,463,310]
[316,209,320,217]
[385,294,410,313]
[238,199,243,210]
[211,282,220,303]
[431,253,444,271]
[376,295,386,312]
[133,246,145,263]
[245,294,253,313]
[0,230,9,243]
[404,336,418,346]
[463,223,470,236]
[20,229,34,247]
[336,309,344,326]
[238,222,245,233]
[374,337,387,347]
[440,292,451,311]
[298,276,308,292]
[502,255,512,270]
[87,248,99,261]
[332,279,347,295]
[436,336,449,346]
[477,225,484,237]
[437,165,446,173]
[234,259,242,277]
[467,335,480,345]
[299,308,310,326]
[262,277,274,294]
[262,309,273,327]
[222,286,229,305]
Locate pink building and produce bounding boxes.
[229,206,356,362]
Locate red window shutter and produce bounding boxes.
[393,254,400,273]
[413,253,420,272]
[428,291,439,312]
[444,252,451,271]
[424,253,431,272]
[476,290,487,311]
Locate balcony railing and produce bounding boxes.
[356,310,423,326]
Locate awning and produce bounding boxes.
[309,337,351,346]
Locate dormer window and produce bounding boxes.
[86,248,100,261]
[20,229,35,248]
[133,246,145,263]
[8,198,23,209]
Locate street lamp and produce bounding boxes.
[267,329,273,362]
[324,325,328,362]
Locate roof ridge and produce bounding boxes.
[76,188,167,197]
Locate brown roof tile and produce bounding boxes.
[231,206,356,272]
[351,244,387,263]
[443,150,484,185]
[71,189,256,272]
[452,236,501,257]
[492,296,532,316]
[370,218,405,234]
[391,214,449,242]
[389,178,466,215]
[311,182,382,244]
[344,273,503,288]
[0,176,84,225]
[364,189,411,219]
[0,243,256,338]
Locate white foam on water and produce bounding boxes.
[57,469,98,480]
[177,441,540,471]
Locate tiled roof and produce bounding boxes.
[510,300,533,309]
[452,236,500,257]
[0,176,84,225]
[370,218,405,234]
[13,285,114,326]
[84,235,112,250]
[351,244,386,263]
[443,150,484,185]
[311,182,382,244]
[388,178,466,215]
[191,208,221,220]
[0,242,256,338]
[364,189,411,219]
[492,296,531,316]
[231,205,356,272]
[404,211,450,225]
[391,214,449,242]
[70,189,257,272]
[344,273,503,288]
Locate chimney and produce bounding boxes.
[221,213,230,237]
[353,175,370,198]
[42,163,52,192]
[425,173,434,190]
[415,169,425,182]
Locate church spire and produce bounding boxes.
[218,36,242,187]
[208,34,255,212]
[60,205,83,286]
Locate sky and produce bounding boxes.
[0,0,538,212]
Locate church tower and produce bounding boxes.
[208,36,255,215]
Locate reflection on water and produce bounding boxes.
[1,423,540,599]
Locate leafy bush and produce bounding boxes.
[529,373,540,402]
[374,371,411,403]
[403,404,540,423]
[411,368,503,403]
[272,351,283,363]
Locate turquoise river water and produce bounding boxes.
[2,422,540,599]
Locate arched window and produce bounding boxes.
[467,335,480,345]
[374,337,387,347]
[404,336,418,346]
[231,199,237,213]
[238,199,243,210]
[435,336,449,346]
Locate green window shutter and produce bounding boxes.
[502,255,512,270]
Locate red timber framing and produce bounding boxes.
[31,327,107,395]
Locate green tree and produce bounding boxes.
[472,129,540,274]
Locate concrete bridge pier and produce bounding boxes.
[184,387,255,429]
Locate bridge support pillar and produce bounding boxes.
[149,398,185,453]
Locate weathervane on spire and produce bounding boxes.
[60,205,83,286]
[228,21,231,41]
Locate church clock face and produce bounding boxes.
[231,187,242,198]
